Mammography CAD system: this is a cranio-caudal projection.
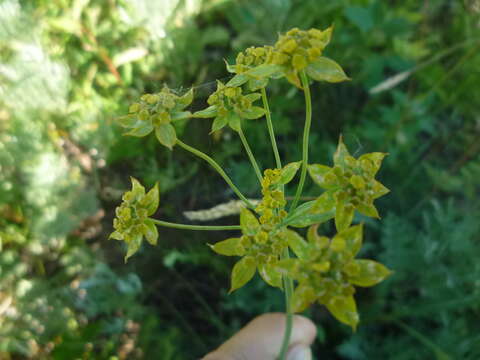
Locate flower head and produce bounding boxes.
[193,81,265,133]
[117,85,193,149]
[308,136,390,231]
[278,224,391,330]
[110,178,159,262]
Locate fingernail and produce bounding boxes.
[286,344,312,360]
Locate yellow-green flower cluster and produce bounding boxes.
[270,27,334,87]
[209,207,291,291]
[255,169,288,227]
[234,46,273,74]
[278,224,391,330]
[110,178,159,262]
[225,27,349,89]
[272,28,331,69]
[308,137,389,231]
[195,81,265,132]
[117,85,193,149]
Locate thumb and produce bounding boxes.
[286,344,312,360]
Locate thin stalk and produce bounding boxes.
[152,219,241,231]
[278,248,295,360]
[261,87,282,169]
[176,139,255,209]
[289,70,312,212]
[237,126,263,183]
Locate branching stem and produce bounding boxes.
[152,219,241,231]
[237,126,263,184]
[289,70,312,212]
[176,139,255,209]
[261,87,282,169]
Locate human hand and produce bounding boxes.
[202,313,316,360]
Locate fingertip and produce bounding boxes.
[292,315,317,346]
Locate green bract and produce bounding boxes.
[117,85,193,149]
[308,136,390,231]
[110,178,159,262]
[277,224,391,331]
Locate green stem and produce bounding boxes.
[289,70,312,212]
[237,126,263,183]
[176,139,255,209]
[278,248,295,360]
[152,219,241,231]
[261,87,282,169]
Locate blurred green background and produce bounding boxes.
[1,0,479,358]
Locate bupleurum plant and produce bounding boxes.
[111,27,391,358]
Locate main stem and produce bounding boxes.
[176,139,255,209]
[237,126,263,184]
[278,248,295,360]
[261,87,282,169]
[152,219,241,231]
[289,70,312,212]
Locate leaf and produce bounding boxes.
[357,202,380,218]
[130,177,146,198]
[326,295,359,331]
[230,256,256,292]
[211,115,228,132]
[228,113,242,132]
[335,202,354,231]
[177,88,194,108]
[238,106,265,120]
[124,234,142,263]
[371,180,390,199]
[171,111,192,121]
[288,210,335,228]
[124,122,154,137]
[226,73,249,87]
[178,89,193,106]
[155,123,177,150]
[142,219,158,246]
[109,231,123,241]
[358,152,387,176]
[244,93,262,103]
[208,237,245,256]
[308,164,334,189]
[306,56,350,83]
[338,223,363,256]
[258,262,282,288]
[246,64,283,78]
[275,258,298,276]
[248,77,268,91]
[117,114,137,127]
[311,191,336,214]
[143,183,159,216]
[285,70,302,88]
[279,161,302,185]
[285,199,335,228]
[333,135,351,166]
[193,105,218,118]
[347,259,392,287]
[308,229,330,249]
[285,200,316,222]
[283,229,308,258]
[224,60,236,73]
[291,284,317,312]
[240,208,260,236]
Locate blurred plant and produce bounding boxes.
[111,26,391,358]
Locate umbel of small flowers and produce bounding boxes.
[109,25,392,359]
